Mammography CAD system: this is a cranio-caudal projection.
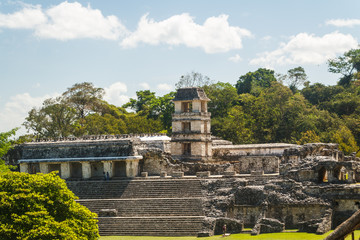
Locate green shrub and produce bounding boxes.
[0,172,99,240]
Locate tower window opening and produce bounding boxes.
[182,102,192,112]
[182,122,191,132]
[183,143,191,155]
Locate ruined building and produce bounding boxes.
[9,87,360,236]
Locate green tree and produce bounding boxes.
[24,97,77,138]
[125,115,163,134]
[62,82,105,120]
[123,90,157,116]
[285,66,307,93]
[211,105,254,144]
[296,130,321,145]
[83,113,127,135]
[301,83,344,106]
[0,128,17,173]
[203,82,238,118]
[331,125,359,155]
[175,71,213,89]
[328,48,360,86]
[0,172,99,240]
[235,68,277,95]
[123,90,174,132]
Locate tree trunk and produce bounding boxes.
[324,209,360,240]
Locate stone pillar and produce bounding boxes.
[60,162,70,179]
[103,161,113,178]
[39,162,48,174]
[327,169,336,183]
[126,160,139,178]
[82,162,91,179]
[19,163,29,173]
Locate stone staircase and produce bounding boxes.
[98,216,204,236]
[67,179,205,236]
[78,198,203,216]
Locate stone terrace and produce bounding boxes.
[67,179,205,236]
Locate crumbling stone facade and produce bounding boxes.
[8,87,360,236]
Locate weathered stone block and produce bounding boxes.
[251,218,284,235]
[196,171,210,177]
[251,170,264,176]
[214,217,243,235]
[298,209,332,234]
[160,171,167,177]
[98,209,118,217]
[172,171,184,178]
[141,172,148,177]
[223,171,236,176]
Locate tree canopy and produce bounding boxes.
[328,48,360,86]
[24,83,174,138]
[175,71,213,89]
[0,128,18,173]
[17,49,360,156]
[285,66,308,93]
[235,68,277,95]
[0,172,99,240]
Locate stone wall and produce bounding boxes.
[232,156,279,174]
[140,151,181,175]
[21,140,133,160]
[332,199,360,228]
[266,204,329,228]
[213,143,295,157]
[134,139,171,154]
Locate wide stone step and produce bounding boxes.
[67,179,203,199]
[98,217,204,236]
[78,198,204,217]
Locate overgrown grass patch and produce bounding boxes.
[100,230,360,240]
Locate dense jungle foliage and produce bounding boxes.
[19,48,360,156]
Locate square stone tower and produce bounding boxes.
[171,87,212,161]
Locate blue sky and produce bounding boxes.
[0,0,359,135]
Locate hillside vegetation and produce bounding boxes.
[20,48,360,157]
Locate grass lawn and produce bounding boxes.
[100,230,360,240]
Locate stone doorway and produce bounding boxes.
[28,163,40,174]
[91,162,104,179]
[70,162,82,179]
[113,161,127,177]
[48,164,61,176]
[318,167,328,183]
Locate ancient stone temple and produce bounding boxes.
[18,136,144,179]
[7,86,360,237]
[171,87,212,161]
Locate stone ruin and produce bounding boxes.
[5,87,360,236]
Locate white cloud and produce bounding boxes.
[36,2,128,40]
[250,32,358,67]
[0,3,252,53]
[104,82,129,106]
[0,92,57,135]
[0,5,46,29]
[326,19,360,27]
[228,54,242,62]
[139,82,150,89]
[157,83,173,92]
[121,13,252,53]
[0,2,128,40]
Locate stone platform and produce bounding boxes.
[67,179,205,236]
